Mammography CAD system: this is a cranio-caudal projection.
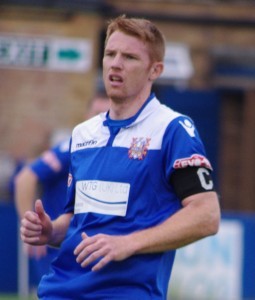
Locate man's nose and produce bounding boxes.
[111,54,123,68]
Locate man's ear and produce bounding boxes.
[149,62,164,81]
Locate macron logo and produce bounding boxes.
[179,119,195,137]
[76,140,97,149]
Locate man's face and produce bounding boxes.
[103,31,153,103]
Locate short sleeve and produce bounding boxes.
[30,139,70,183]
[162,115,213,182]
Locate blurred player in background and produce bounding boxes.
[14,92,109,285]
[20,16,220,299]
[15,131,70,285]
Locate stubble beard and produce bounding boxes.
[106,88,128,104]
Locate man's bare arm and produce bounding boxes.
[129,191,220,254]
[14,167,38,219]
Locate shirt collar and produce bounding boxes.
[103,93,156,129]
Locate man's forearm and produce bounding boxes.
[128,192,220,255]
[48,213,73,248]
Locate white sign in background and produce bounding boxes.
[168,220,244,300]
[0,34,92,73]
[161,42,194,80]
[0,36,192,78]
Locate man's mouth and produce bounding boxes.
[109,75,123,83]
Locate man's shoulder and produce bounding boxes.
[145,98,183,128]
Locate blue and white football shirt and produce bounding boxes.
[38,94,212,300]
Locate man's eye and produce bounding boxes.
[126,55,135,59]
[105,52,114,57]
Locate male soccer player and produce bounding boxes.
[20,15,220,300]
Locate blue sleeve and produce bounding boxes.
[30,139,70,183]
[162,115,213,181]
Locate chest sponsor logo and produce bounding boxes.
[75,180,130,216]
[173,154,212,170]
[128,137,151,160]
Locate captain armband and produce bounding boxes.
[170,167,215,201]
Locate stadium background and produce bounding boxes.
[0,1,254,299]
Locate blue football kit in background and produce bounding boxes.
[29,139,70,281]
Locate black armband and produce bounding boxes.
[170,167,215,201]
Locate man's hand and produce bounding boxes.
[74,232,134,272]
[20,199,52,246]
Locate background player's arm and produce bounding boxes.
[15,169,48,258]
[14,167,38,219]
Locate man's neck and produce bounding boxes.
[109,92,152,120]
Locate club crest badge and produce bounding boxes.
[128,137,151,160]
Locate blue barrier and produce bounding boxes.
[0,201,18,292]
